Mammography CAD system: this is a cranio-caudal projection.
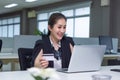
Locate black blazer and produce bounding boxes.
[31,35,74,68]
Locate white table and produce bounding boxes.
[104,53,120,58]
[0,66,120,80]
[103,53,120,65]
[0,53,19,71]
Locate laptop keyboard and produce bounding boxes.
[56,68,68,72]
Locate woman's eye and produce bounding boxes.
[64,26,66,29]
[58,26,62,28]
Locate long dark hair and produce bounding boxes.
[47,13,67,36]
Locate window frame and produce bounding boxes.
[37,1,91,38]
[0,16,20,37]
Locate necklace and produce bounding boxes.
[49,36,61,51]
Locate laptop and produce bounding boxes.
[57,45,106,73]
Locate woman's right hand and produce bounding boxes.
[34,49,49,68]
[39,57,49,68]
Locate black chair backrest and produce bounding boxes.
[18,48,33,70]
[0,39,2,52]
[0,60,2,69]
[99,36,113,53]
[0,39,2,69]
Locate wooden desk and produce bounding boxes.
[0,53,120,70]
[103,53,120,66]
[0,53,19,71]
[0,66,120,80]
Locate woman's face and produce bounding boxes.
[49,18,66,41]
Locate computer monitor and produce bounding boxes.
[99,36,113,54]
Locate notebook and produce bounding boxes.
[57,45,106,73]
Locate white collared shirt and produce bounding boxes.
[49,36,62,69]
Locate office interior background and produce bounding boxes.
[0,0,120,48]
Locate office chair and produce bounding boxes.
[99,35,113,54]
[18,48,33,70]
[0,60,2,69]
[118,49,120,52]
[0,39,2,52]
[0,39,2,69]
[99,36,120,65]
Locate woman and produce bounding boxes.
[31,13,74,69]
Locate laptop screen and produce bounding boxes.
[67,45,106,73]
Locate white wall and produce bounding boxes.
[1,36,118,53]
[13,35,42,53]
[0,37,14,53]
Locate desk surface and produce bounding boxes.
[0,52,120,59]
[0,53,120,71]
[0,66,120,80]
[0,53,18,59]
[104,53,120,57]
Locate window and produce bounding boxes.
[37,1,91,38]
[75,17,90,37]
[0,16,20,37]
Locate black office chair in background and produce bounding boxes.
[0,39,3,69]
[0,60,2,69]
[99,35,113,54]
[99,35,120,66]
[0,39,2,51]
[18,48,33,70]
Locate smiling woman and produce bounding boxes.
[31,13,75,69]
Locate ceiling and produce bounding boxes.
[0,0,63,15]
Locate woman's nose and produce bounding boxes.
[60,28,66,33]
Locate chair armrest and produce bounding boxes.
[0,60,2,69]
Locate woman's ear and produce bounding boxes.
[48,25,52,31]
